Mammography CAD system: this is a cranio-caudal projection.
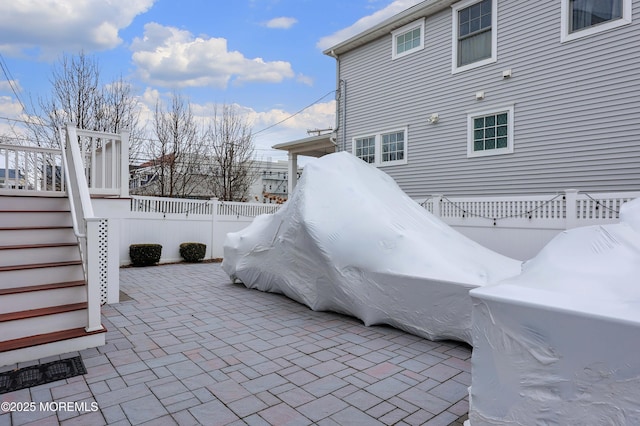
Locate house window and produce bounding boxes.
[467,105,514,157]
[561,0,631,42]
[354,136,376,163]
[353,128,408,166]
[381,131,405,162]
[452,0,497,73]
[392,19,425,59]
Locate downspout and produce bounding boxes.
[329,50,346,152]
[341,79,346,153]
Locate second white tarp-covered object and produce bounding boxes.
[468,197,640,425]
[222,152,520,344]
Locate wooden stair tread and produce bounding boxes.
[0,260,82,272]
[0,226,73,231]
[0,326,106,353]
[0,242,78,251]
[0,302,87,323]
[0,281,85,296]
[0,209,70,212]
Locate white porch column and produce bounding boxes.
[287,152,298,195]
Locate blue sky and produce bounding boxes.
[0,0,422,162]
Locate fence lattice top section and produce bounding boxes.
[130,196,280,218]
[421,190,640,226]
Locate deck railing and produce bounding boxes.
[71,126,129,197]
[0,143,65,194]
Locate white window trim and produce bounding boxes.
[392,18,425,60]
[561,0,632,43]
[352,127,409,166]
[451,0,497,74]
[466,104,514,158]
[353,135,377,165]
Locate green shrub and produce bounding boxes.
[129,244,162,266]
[180,242,206,263]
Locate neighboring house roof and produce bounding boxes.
[138,153,176,168]
[323,0,457,56]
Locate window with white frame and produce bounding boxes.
[561,0,631,42]
[353,128,408,165]
[452,0,497,73]
[381,131,405,162]
[392,19,425,59]
[354,136,376,164]
[467,105,514,157]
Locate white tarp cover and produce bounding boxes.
[222,152,521,344]
[468,197,640,425]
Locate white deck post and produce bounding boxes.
[565,189,579,229]
[85,218,105,332]
[210,197,219,259]
[120,129,130,198]
[432,194,443,217]
[287,152,298,195]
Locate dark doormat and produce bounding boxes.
[0,356,87,394]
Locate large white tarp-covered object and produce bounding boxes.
[222,152,521,344]
[468,197,640,425]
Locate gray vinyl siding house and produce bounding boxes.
[324,0,640,197]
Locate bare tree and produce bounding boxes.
[205,104,257,201]
[144,92,204,198]
[29,52,142,155]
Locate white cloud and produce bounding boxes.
[0,80,22,94]
[135,88,336,159]
[317,0,423,51]
[296,74,314,86]
[136,90,335,160]
[0,0,155,59]
[0,96,28,139]
[131,23,295,89]
[264,17,298,29]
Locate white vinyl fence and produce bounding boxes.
[420,189,640,260]
[121,196,280,265]
[120,189,638,266]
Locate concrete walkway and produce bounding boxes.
[1,262,470,425]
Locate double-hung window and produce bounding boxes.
[392,19,425,59]
[561,0,631,42]
[353,128,408,166]
[354,136,376,164]
[452,0,497,73]
[467,105,514,158]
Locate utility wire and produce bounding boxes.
[253,89,336,136]
[0,53,28,115]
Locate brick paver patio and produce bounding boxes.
[0,262,470,425]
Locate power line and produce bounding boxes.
[0,115,48,128]
[253,89,336,136]
[0,53,28,115]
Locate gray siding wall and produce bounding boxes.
[336,1,640,197]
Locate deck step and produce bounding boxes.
[0,281,85,296]
[0,303,87,323]
[0,281,87,314]
[0,211,72,227]
[0,261,85,289]
[0,260,82,273]
[0,243,81,268]
[0,242,78,251]
[0,327,106,353]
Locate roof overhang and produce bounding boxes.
[272,133,336,158]
[323,0,456,57]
